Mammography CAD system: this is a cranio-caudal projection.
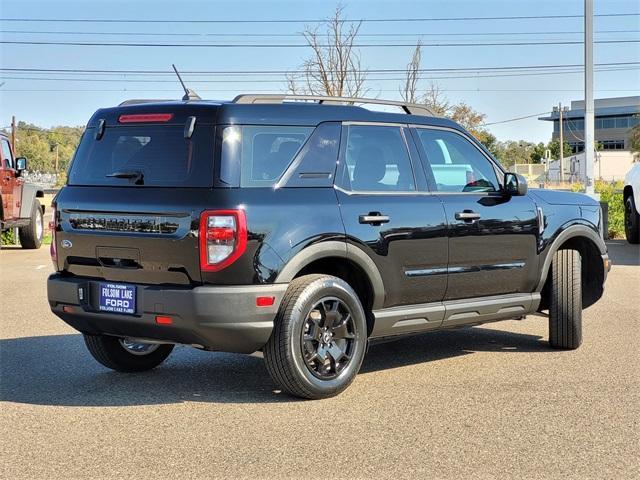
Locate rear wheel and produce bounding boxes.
[624,195,640,244]
[549,249,582,350]
[264,274,368,399]
[83,334,174,372]
[18,200,43,249]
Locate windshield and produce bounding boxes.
[68,125,214,187]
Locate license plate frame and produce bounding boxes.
[98,282,137,315]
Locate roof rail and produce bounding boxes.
[232,94,437,117]
[118,99,172,106]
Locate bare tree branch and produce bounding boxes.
[422,82,451,116]
[400,41,422,103]
[287,5,367,97]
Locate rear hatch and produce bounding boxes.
[53,103,218,286]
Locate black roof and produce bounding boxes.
[87,99,462,132]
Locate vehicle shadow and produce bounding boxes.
[0,327,547,407]
[605,240,640,267]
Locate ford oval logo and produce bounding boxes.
[61,239,73,249]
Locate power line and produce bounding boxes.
[2,62,637,77]
[481,112,553,126]
[2,66,636,84]
[2,39,638,48]
[1,13,637,23]
[1,29,637,37]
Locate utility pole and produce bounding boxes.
[584,0,595,196]
[557,103,568,184]
[10,116,16,152]
[54,144,59,172]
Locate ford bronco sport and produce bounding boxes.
[1,132,46,249]
[47,94,610,399]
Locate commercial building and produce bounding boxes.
[539,96,640,153]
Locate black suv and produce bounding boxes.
[47,94,610,399]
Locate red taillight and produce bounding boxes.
[118,113,173,123]
[199,209,247,272]
[50,204,58,270]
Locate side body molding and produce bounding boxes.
[275,240,386,310]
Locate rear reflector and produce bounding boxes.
[256,296,275,307]
[62,306,74,313]
[155,315,173,325]
[118,113,174,123]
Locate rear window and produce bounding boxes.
[68,125,214,187]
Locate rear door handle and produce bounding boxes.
[359,213,390,225]
[455,210,481,221]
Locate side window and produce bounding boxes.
[1,139,14,169]
[415,129,499,193]
[340,125,415,192]
[280,122,341,187]
[222,125,313,188]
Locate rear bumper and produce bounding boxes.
[47,274,288,353]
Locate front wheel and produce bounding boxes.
[624,195,640,244]
[549,249,582,349]
[83,334,174,372]
[264,274,368,399]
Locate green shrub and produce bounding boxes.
[569,181,624,238]
[596,180,625,239]
[1,228,16,245]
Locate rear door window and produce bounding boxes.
[68,125,214,187]
[338,125,416,192]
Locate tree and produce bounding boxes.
[287,5,366,97]
[400,41,422,103]
[547,139,573,160]
[8,122,84,173]
[630,119,640,159]
[421,82,451,116]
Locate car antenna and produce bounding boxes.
[172,64,201,101]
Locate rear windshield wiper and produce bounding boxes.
[106,170,144,185]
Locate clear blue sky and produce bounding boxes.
[1,0,638,143]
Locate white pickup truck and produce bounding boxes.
[624,163,640,244]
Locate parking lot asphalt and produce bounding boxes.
[1,241,639,479]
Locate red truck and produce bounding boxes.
[0,132,45,248]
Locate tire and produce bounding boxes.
[18,199,43,249]
[624,195,640,244]
[549,249,582,350]
[83,334,174,372]
[264,274,368,399]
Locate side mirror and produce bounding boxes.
[504,172,528,196]
[16,157,27,172]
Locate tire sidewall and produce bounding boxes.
[33,204,43,243]
[625,196,639,241]
[286,277,367,395]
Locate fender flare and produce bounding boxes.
[535,224,606,292]
[18,184,44,219]
[275,240,386,309]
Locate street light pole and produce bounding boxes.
[584,0,595,195]
[559,103,565,184]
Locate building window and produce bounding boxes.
[569,142,584,153]
[601,118,616,129]
[615,117,629,129]
[600,140,625,150]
